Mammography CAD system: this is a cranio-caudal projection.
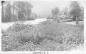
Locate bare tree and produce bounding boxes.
[1,1,5,22]
[70,1,83,25]
[52,7,59,17]
[2,1,13,22]
[51,7,60,22]
[13,1,33,21]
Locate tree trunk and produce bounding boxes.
[76,16,79,25]
[2,3,4,22]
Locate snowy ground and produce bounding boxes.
[1,18,83,31]
[1,18,47,31]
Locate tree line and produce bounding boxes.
[1,1,84,24]
[50,1,84,24]
[2,1,38,22]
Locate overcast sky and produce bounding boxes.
[29,0,85,17]
[9,0,85,17]
[30,1,70,17]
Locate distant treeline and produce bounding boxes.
[1,1,84,23]
[1,1,38,22]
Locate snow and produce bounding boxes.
[1,22,15,31]
[1,18,47,31]
[64,21,76,25]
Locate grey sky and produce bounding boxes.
[30,0,85,17]
[9,0,85,17]
[31,1,70,17]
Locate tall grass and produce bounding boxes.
[2,20,84,51]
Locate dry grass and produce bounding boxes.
[2,20,84,51]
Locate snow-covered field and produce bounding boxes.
[1,22,14,31]
[2,18,83,31]
[63,21,76,25]
[1,18,47,31]
[23,18,47,25]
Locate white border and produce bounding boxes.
[0,0,86,54]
